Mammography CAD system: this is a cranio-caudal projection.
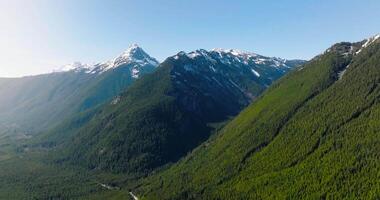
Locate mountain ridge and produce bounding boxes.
[53,44,159,76]
[0,45,159,135]
[38,47,305,176]
[133,35,380,200]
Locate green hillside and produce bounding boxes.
[53,62,255,174]
[43,49,302,176]
[134,39,380,199]
[0,45,158,136]
[0,47,300,199]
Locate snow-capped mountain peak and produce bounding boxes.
[54,44,159,76]
[116,44,143,62]
[169,48,304,91]
[112,44,159,67]
[212,48,290,68]
[172,48,292,70]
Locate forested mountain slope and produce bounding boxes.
[136,35,380,199]
[0,45,158,135]
[45,49,303,175]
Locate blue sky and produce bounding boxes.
[0,0,380,77]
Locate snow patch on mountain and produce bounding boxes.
[338,64,350,80]
[211,48,290,68]
[131,67,140,78]
[54,62,92,73]
[251,69,260,77]
[212,48,257,57]
[356,34,380,55]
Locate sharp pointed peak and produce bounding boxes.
[120,43,144,55]
[128,43,141,50]
[54,43,158,75]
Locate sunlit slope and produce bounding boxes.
[138,39,380,199]
[0,45,158,134]
[48,50,302,175]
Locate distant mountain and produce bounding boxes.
[46,48,305,174]
[136,35,380,199]
[162,48,304,121]
[0,44,158,135]
[55,44,159,77]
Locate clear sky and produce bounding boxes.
[0,0,380,77]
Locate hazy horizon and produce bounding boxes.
[1,0,380,77]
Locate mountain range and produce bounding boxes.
[134,34,380,199]
[33,46,304,175]
[0,44,158,137]
[1,34,380,200]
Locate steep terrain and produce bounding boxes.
[135,35,380,199]
[45,49,303,175]
[0,46,303,199]
[0,44,158,135]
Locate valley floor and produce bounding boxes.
[0,136,137,200]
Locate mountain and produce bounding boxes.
[55,44,159,77]
[44,48,304,175]
[0,44,158,136]
[135,35,380,199]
